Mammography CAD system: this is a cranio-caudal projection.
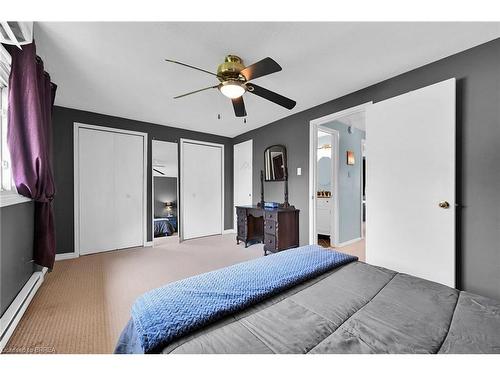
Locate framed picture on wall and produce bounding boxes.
[347,150,355,165]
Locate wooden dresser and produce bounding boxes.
[236,205,300,255]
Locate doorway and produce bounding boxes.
[152,140,179,243]
[309,103,370,260]
[315,128,338,247]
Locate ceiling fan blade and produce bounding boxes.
[173,85,219,99]
[240,57,282,81]
[246,83,296,110]
[165,59,221,78]
[232,96,247,117]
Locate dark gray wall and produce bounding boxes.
[52,106,234,254]
[0,202,35,316]
[154,177,177,218]
[234,38,500,300]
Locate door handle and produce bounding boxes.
[438,201,450,209]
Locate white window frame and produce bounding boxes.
[0,45,31,208]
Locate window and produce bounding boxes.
[0,44,30,207]
[1,84,12,192]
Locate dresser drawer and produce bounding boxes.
[264,210,278,222]
[236,207,246,218]
[237,215,247,226]
[237,222,247,237]
[263,233,276,250]
[264,220,277,235]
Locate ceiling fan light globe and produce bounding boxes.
[219,82,246,99]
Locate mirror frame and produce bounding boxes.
[264,144,288,182]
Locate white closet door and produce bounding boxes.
[182,141,223,240]
[113,132,144,249]
[78,127,144,255]
[79,128,116,254]
[366,78,455,287]
[233,139,253,229]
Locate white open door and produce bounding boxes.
[181,140,223,240]
[233,140,253,229]
[366,78,455,287]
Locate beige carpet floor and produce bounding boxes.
[4,234,365,354]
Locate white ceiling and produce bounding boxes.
[34,22,500,138]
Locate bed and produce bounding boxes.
[154,217,177,237]
[115,246,500,354]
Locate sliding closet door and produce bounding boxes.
[78,126,144,255]
[78,128,116,254]
[113,132,144,249]
[181,140,223,240]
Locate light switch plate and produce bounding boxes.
[297,167,302,176]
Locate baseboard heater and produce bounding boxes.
[0,268,46,352]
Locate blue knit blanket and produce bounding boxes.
[131,245,357,353]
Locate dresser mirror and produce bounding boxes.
[264,145,287,181]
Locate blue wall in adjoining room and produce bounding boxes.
[322,121,365,244]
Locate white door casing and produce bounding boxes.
[366,78,456,287]
[233,139,253,230]
[180,139,224,240]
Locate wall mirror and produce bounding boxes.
[264,145,287,181]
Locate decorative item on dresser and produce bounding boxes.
[236,205,299,256]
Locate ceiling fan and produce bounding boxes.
[165,55,296,117]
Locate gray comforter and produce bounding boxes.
[117,262,500,354]
[147,261,500,354]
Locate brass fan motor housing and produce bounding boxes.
[217,55,246,82]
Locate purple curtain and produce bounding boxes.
[6,42,57,269]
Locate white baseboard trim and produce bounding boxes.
[337,237,363,247]
[222,229,236,234]
[144,241,154,247]
[55,252,78,261]
[0,267,47,353]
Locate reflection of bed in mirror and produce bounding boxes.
[154,217,177,237]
